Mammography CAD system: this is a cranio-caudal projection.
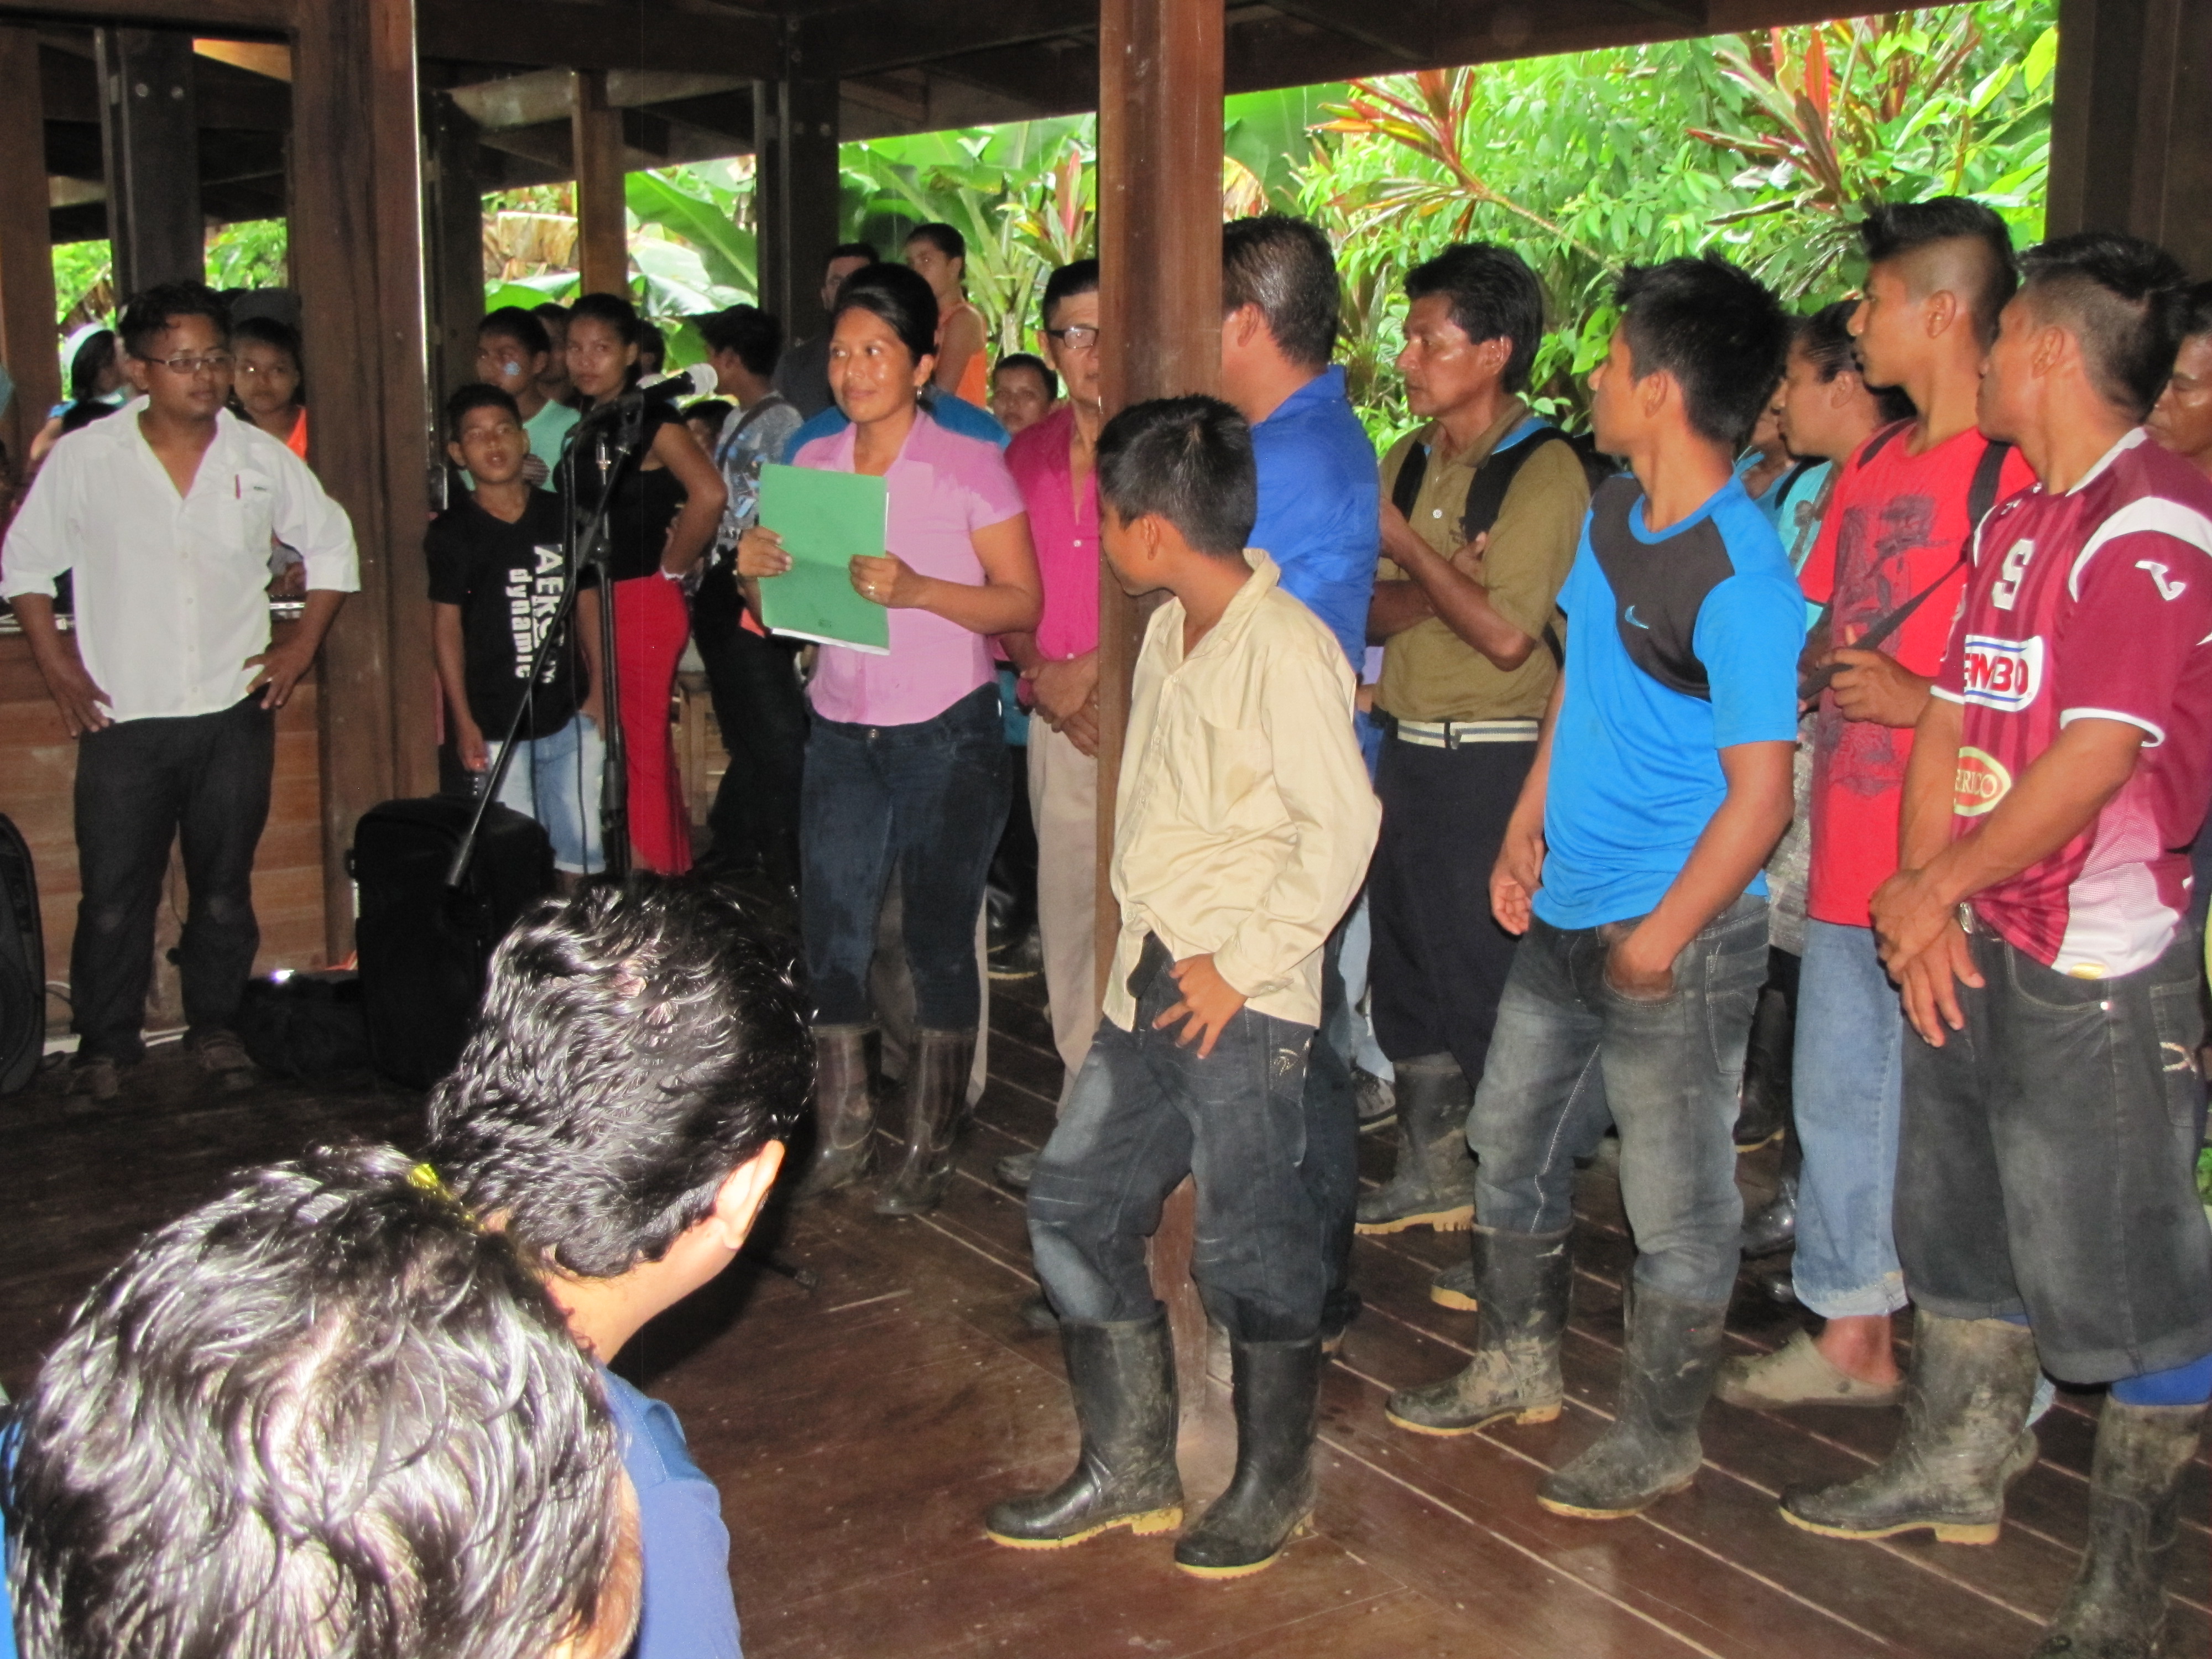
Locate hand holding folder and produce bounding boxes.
[749,463,893,654]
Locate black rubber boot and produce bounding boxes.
[1175,1336,1324,1578]
[985,1314,1183,1548]
[1740,1172,1798,1258]
[2031,1399,2206,1658]
[1537,1283,1726,1519]
[1354,1054,1475,1234]
[1780,1311,2041,1545]
[795,1025,878,1201]
[876,1029,978,1216]
[1387,1226,1570,1434]
[1731,980,1794,1150]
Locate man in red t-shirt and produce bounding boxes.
[1783,233,2212,1658]
[1721,201,2036,1413]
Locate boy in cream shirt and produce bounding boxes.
[987,395,1379,1580]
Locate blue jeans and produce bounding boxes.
[1030,936,1326,1342]
[487,714,606,875]
[801,683,1009,1029]
[1790,919,1907,1318]
[1469,894,1768,1306]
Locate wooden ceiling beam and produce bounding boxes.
[416,0,778,75]
[0,0,284,38]
[801,0,1089,81]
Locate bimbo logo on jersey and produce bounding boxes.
[1954,747,2012,817]
[1959,633,2044,712]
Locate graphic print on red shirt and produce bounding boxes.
[1932,429,2212,975]
[1798,423,2036,926]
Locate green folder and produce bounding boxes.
[754,463,893,654]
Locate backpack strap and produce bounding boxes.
[1389,438,1429,523]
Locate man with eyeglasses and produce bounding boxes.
[997,260,1104,1220]
[1,280,357,1102]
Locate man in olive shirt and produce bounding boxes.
[1359,245,1592,1280]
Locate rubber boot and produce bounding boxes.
[985,1314,1184,1548]
[1779,1311,2041,1544]
[1387,1226,1571,1434]
[1740,1172,1798,1258]
[1175,1336,1324,1578]
[1731,982,1794,1151]
[875,1028,978,1217]
[2030,1399,2206,1658]
[795,1025,878,1201]
[1538,1283,1727,1519]
[1354,1054,1475,1234]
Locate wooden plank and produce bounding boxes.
[415,0,777,76]
[422,85,484,405]
[753,76,841,333]
[290,0,436,957]
[0,0,286,34]
[571,69,627,297]
[0,26,58,472]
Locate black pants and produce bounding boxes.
[71,696,274,1062]
[1897,924,2212,1383]
[693,566,808,886]
[1369,733,1536,1081]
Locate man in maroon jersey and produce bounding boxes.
[1782,233,2212,1659]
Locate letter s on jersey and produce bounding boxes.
[1958,634,2045,712]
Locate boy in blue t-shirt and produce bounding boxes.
[424,877,812,1659]
[1383,257,1801,1522]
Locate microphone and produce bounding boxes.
[639,362,719,400]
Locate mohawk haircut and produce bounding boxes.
[1858,197,2018,347]
[2020,232,2192,420]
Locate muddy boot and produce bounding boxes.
[1538,1284,1726,1519]
[1430,1253,1478,1312]
[2030,1399,2206,1658]
[795,1025,879,1201]
[1779,1311,2041,1545]
[1175,1337,1323,1578]
[1740,1172,1798,1258]
[1354,1055,1475,1234]
[1387,1226,1570,1434]
[985,1314,1183,1548]
[875,1028,978,1217]
[1732,982,1794,1151]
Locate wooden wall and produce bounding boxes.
[0,622,330,1036]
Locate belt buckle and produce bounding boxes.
[1441,722,1463,750]
[1954,901,1978,937]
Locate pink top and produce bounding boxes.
[796,410,1028,726]
[1004,404,1100,661]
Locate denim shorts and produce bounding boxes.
[488,714,606,874]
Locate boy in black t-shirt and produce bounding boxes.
[427,384,606,879]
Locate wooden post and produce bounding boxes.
[571,69,627,296]
[95,28,204,295]
[423,86,484,406]
[2048,0,2212,276]
[0,26,59,473]
[291,0,436,958]
[1094,0,1223,1422]
[753,74,841,326]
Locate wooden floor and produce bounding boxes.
[2,962,2205,1659]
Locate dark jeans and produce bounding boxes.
[1029,936,1326,1342]
[1369,733,1536,1079]
[1469,894,1768,1305]
[693,568,808,886]
[1305,895,1365,1327]
[1897,924,2212,1383]
[71,696,274,1062]
[801,682,1009,1030]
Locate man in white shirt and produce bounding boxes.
[2,281,357,1100]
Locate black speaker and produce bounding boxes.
[0,813,45,1094]
[351,796,555,1088]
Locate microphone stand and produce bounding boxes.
[445,390,651,888]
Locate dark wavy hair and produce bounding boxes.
[425,875,812,1281]
[2020,232,2191,421]
[831,262,941,369]
[2,1142,629,1659]
[1404,242,1548,395]
[118,280,230,361]
[1615,254,1791,450]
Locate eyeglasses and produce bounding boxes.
[1044,325,1100,351]
[153,352,234,377]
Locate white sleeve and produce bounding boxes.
[0,444,79,600]
[269,444,361,593]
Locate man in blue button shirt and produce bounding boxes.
[1219,215,1384,1348]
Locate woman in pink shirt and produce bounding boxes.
[739,263,1041,1217]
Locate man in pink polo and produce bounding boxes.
[1001,260,1104,1181]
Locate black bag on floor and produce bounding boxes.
[351,797,555,1088]
[0,812,44,1095]
[237,969,371,1077]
